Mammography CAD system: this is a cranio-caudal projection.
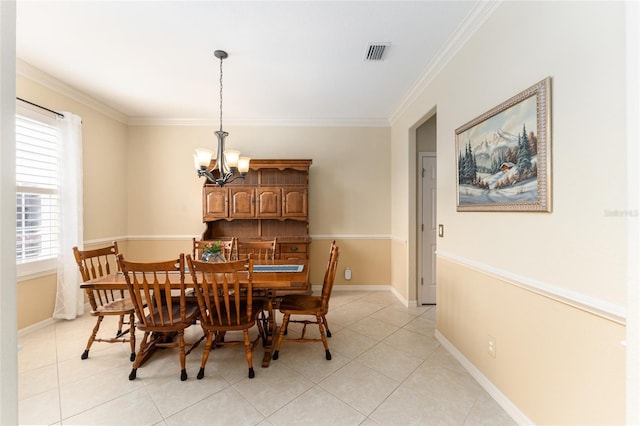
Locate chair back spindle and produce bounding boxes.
[118,255,187,327]
[189,258,254,328]
[237,238,277,261]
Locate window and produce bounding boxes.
[16,101,59,276]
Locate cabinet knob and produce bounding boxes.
[290,245,298,252]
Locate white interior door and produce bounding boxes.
[419,154,437,305]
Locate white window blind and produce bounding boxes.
[16,102,59,265]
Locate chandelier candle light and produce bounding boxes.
[194,50,250,186]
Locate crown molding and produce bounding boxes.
[389,0,502,125]
[17,59,389,127]
[16,59,128,124]
[127,116,390,128]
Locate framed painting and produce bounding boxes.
[455,77,552,212]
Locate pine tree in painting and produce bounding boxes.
[516,124,532,173]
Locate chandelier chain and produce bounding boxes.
[219,56,224,133]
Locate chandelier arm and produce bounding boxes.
[222,173,248,185]
[197,168,245,186]
[197,169,219,184]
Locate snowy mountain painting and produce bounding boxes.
[455,78,552,212]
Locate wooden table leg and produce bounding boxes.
[135,332,175,366]
[261,294,277,367]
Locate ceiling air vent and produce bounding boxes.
[364,43,390,61]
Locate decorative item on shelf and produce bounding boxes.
[194,49,250,187]
[202,241,226,262]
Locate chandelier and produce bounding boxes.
[193,50,250,186]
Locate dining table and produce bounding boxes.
[81,258,310,368]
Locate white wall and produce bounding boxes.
[0,1,18,423]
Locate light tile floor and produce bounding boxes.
[18,290,516,425]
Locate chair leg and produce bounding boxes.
[322,315,331,338]
[317,314,331,360]
[129,332,150,380]
[115,314,125,338]
[82,315,104,359]
[272,313,290,361]
[243,330,255,378]
[197,331,215,380]
[178,330,188,381]
[128,312,136,362]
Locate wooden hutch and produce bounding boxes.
[201,159,312,260]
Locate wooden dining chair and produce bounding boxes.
[192,237,237,261]
[237,238,277,261]
[117,253,202,381]
[272,241,339,361]
[73,242,136,362]
[186,256,267,380]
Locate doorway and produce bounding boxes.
[418,152,437,305]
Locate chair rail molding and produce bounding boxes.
[436,250,626,325]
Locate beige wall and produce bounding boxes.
[125,125,390,237]
[16,275,55,330]
[391,1,628,423]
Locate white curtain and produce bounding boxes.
[53,112,83,319]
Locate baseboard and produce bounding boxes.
[312,285,416,308]
[18,303,91,336]
[313,284,392,293]
[435,329,534,426]
[18,317,57,337]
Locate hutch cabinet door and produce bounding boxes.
[229,187,255,218]
[282,188,308,217]
[203,187,229,220]
[256,187,282,217]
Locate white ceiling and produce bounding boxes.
[16,1,484,126]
